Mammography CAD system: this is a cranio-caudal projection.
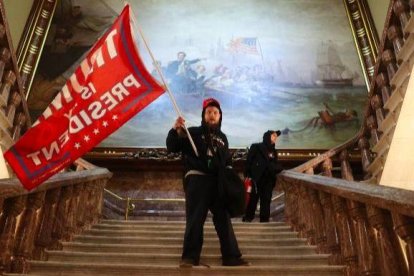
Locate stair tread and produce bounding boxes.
[46,250,330,259]
[74,234,306,242]
[94,223,291,230]
[29,260,344,270]
[62,241,317,249]
[7,219,344,275]
[100,219,287,226]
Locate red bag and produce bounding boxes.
[244,177,253,206]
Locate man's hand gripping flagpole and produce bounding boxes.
[126,3,199,157]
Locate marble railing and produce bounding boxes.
[0,160,112,274]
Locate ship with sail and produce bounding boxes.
[314,41,353,88]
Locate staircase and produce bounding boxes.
[7,219,344,275]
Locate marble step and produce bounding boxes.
[99,219,287,227]
[74,235,307,246]
[62,242,318,255]
[82,229,298,239]
[93,222,291,232]
[9,262,345,276]
[45,251,331,266]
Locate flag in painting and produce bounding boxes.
[228,37,259,55]
[4,5,165,190]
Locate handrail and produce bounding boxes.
[0,162,112,274]
[280,170,414,217]
[280,3,414,275]
[279,169,414,275]
[0,168,112,198]
[104,188,124,200]
[292,127,366,173]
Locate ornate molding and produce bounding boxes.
[343,0,380,88]
[16,0,57,99]
[85,148,362,162]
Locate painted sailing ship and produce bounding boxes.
[314,41,353,87]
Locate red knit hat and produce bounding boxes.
[201,98,222,126]
[202,98,221,110]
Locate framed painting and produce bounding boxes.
[28,0,377,151]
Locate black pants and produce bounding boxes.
[182,174,241,263]
[244,178,274,222]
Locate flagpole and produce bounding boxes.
[125,3,199,157]
[257,38,266,73]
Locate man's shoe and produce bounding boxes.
[179,258,195,268]
[222,257,250,266]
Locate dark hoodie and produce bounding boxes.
[244,130,281,184]
[166,98,231,175]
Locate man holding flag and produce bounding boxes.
[167,98,249,267]
[4,5,165,190]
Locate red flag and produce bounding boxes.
[4,5,165,190]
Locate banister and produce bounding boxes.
[0,168,112,199]
[279,170,414,218]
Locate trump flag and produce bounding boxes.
[4,5,165,190]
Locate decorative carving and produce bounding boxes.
[339,150,354,181]
[33,188,60,260]
[307,189,327,253]
[348,201,379,275]
[299,186,315,244]
[393,0,410,31]
[50,186,72,250]
[0,24,5,39]
[5,91,21,126]
[332,196,358,276]
[367,207,407,276]
[0,196,26,274]
[321,158,333,177]
[370,95,386,127]
[11,192,45,273]
[319,192,341,264]
[0,71,16,114]
[392,214,414,275]
[387,25,404,58]
[0,48,10,90]
[382,50,398,86]
[65,184,82,240]
[75,184,88,233]
[358,137,372,173]
[11,112,26,140]
[366,114,381,146]
[375,72,391,105]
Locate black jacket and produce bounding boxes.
[166,126,231,175]
[244,143,281,184]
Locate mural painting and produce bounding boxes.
[29,0,368,149]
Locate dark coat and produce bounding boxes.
[244,143,281,185]
[166,126,231,175]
